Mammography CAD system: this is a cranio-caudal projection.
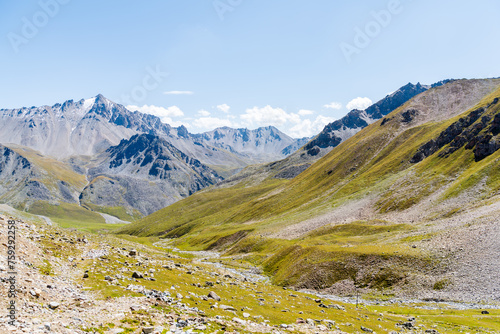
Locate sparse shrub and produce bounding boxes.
[39,259,53,275]
[433,278,450,290]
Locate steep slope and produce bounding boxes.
[120,78,500,301]
[80,133,223,216]
[0,144,42,205]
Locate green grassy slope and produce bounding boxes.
[118,79,500,294]
[120,80,500,239]
[7,145,88,191]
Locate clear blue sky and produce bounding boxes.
[1,0,499,137]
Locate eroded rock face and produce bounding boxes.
[411,97,500,163]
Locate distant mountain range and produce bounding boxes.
[0,95,308,218]
[0,94,306,174]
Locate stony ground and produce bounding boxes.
[1,213,499,334]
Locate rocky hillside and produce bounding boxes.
[0,145,40,205]
[120,78,500,302]
[80,134,222,216]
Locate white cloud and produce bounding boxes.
[193,117,236,131]
[241,105,301,128]
[164,119,188,127]
[324,102,342,110]
[346,97,372,111]
[298,109,315,116]
[127,104,186,126]
[197,109,211,117]
[217,103,231,113]
[127,104,184,118]
[289,115,336,138]
[163,90,194,95]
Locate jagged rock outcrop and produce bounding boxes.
[80,134,222,215]
[411,97,500,163]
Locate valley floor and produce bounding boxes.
[0,213,499,334]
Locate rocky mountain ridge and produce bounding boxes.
[304,81,453,156]
[213,80,450,189]
[0,95,306,172]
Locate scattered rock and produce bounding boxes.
[399,322,414,329]
[30,288,41,298]
[208,291,221,301]
[48,302,59,310]
[232,317,246,325]
[142,327,154,334]
[132,271,144,279]
[110,329,125,334]
[177,319,188,328]
[361,325,374,332]
[220,305,237,311]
